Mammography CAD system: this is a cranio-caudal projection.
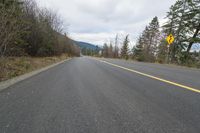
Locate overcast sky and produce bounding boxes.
[36,0,176,47]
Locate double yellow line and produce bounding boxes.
[97,59,200,94]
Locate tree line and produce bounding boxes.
[0,0,80,57]
[102,34,120,58]
[101,0,200,67]
[81,47,100,56]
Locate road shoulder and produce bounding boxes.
[0,58,71,92]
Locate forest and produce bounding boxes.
[0,0,80,57]
[0,0,80,81]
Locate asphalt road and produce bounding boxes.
[0,57,200,133]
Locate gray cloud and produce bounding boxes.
[36,0,176,46]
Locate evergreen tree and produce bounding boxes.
[132,36,145,61]
[134,16,160,62]
[148,16,160,59]
[185,0,200,53]
[163,1,182,62]
[163,0,200,63]
[157,38,168,63]
[121,35,129,60]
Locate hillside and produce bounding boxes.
[75,41,101,50]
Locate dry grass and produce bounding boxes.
[0,54,69,82]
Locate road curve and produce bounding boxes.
[0,57,200,133]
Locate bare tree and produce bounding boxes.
[0,1,25,56]
[0,0,78,57]
[114,34,119,58]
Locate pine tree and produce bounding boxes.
[162,0,199,63]
[185,0,200,53]
[132,36,145,61]
[121,35,129,60]
[135,16,160,62]
[157,38,168,63]
[163,1,182,62]
[148,16,160,59]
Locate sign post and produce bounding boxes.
[166,34,175,63]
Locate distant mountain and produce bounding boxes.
[74,41,101,50]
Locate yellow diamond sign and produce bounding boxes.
[166,34,174,45]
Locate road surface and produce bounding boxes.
[0,57,200,133]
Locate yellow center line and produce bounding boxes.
[95,58,200,94]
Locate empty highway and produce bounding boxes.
[0,57,200,133]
